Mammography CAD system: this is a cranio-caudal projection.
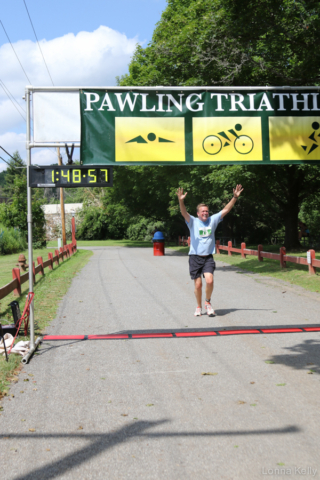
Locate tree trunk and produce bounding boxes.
[284,202,300,250]
[283,166,302,251]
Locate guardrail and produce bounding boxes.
[0,242,77,300]
[216,240,319,275]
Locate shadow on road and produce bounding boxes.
[1,422,300,480]
[268,339,320,375]
[215,308,270,316]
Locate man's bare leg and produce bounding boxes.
[194,277,202,307]
[204,273,214,301]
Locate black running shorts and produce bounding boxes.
[189,254,216,280]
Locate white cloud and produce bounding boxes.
[0,25,139,137]
[0,99,26,134]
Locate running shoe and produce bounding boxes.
[205,301,215,317]
[194,307,202,316]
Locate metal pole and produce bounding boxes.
[26,86,35,350]
[22,336,42,364]
[27,85,320,92]
[57,147,66,246]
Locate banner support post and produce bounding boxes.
[26,86,35,351]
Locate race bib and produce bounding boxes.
[198,227,212,238]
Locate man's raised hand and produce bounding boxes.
[176,187,188,202]
[233,184,244,198]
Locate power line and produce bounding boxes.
[0,146,24,166]
[0,79,26,122]
[0,155,11,167]
[0,19,32,84]
[0,79,26,114]
[0,156,26,168]
[23,0,54,86]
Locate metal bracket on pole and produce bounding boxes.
[65,143,75,165]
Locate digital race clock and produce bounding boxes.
[29,165,113,188]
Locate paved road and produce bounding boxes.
[1,247,320,480]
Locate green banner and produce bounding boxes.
[80,88,320,165]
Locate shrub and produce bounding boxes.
[127,217,167,241]
[77,203,129,240]
[0,227,27,255]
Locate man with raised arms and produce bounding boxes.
[176,185,243,317]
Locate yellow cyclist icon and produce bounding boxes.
[202,123,254,156]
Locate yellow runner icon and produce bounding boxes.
[269,117,320,161]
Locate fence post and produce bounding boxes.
[241,242,246,259]
[59,247,64,261]
[258,244,263,262]
[71,216,76,246]
[33,262,35,283]
[227,240,232,256]
[48,252,53,270]
[187,236,190,246]
[54,249,59,265]
[216,240,220,254]
[37,257,44,275]
[280,246,286,268]
[12,268,21,296]
[308,249,316,275]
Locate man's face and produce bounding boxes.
[197,206,209,222]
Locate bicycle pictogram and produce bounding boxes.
[202,123,254,156]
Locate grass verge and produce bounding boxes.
[47,239,154,248]
[0,247,58,288]
[168,245,320,292]
[46,239,182,249]
[0,249,93,398]
[215,252,320,293]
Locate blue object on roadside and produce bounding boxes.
[153,231,165,242]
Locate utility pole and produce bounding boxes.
[57,147,66,246]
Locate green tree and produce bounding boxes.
[2,152,25,197]
[0,154,46,247]
[118,0,320,249]
[120,0,320,87]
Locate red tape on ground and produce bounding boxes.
[44,335,85,340]
[261,328,303,333]
[88,334,129,339]
[219,329,260,335]
[176,332,217,337]
[132,333,173,338]
[42,326,319,341]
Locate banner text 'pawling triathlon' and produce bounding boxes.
[80,88,320,165]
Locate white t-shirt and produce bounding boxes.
[186,212,223,255]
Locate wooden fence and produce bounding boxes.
[0,242,77,300]
[177,236,319,275]
[178,236,190,246]
[216,240,319,275]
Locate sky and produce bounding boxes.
[0,0,168,170]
